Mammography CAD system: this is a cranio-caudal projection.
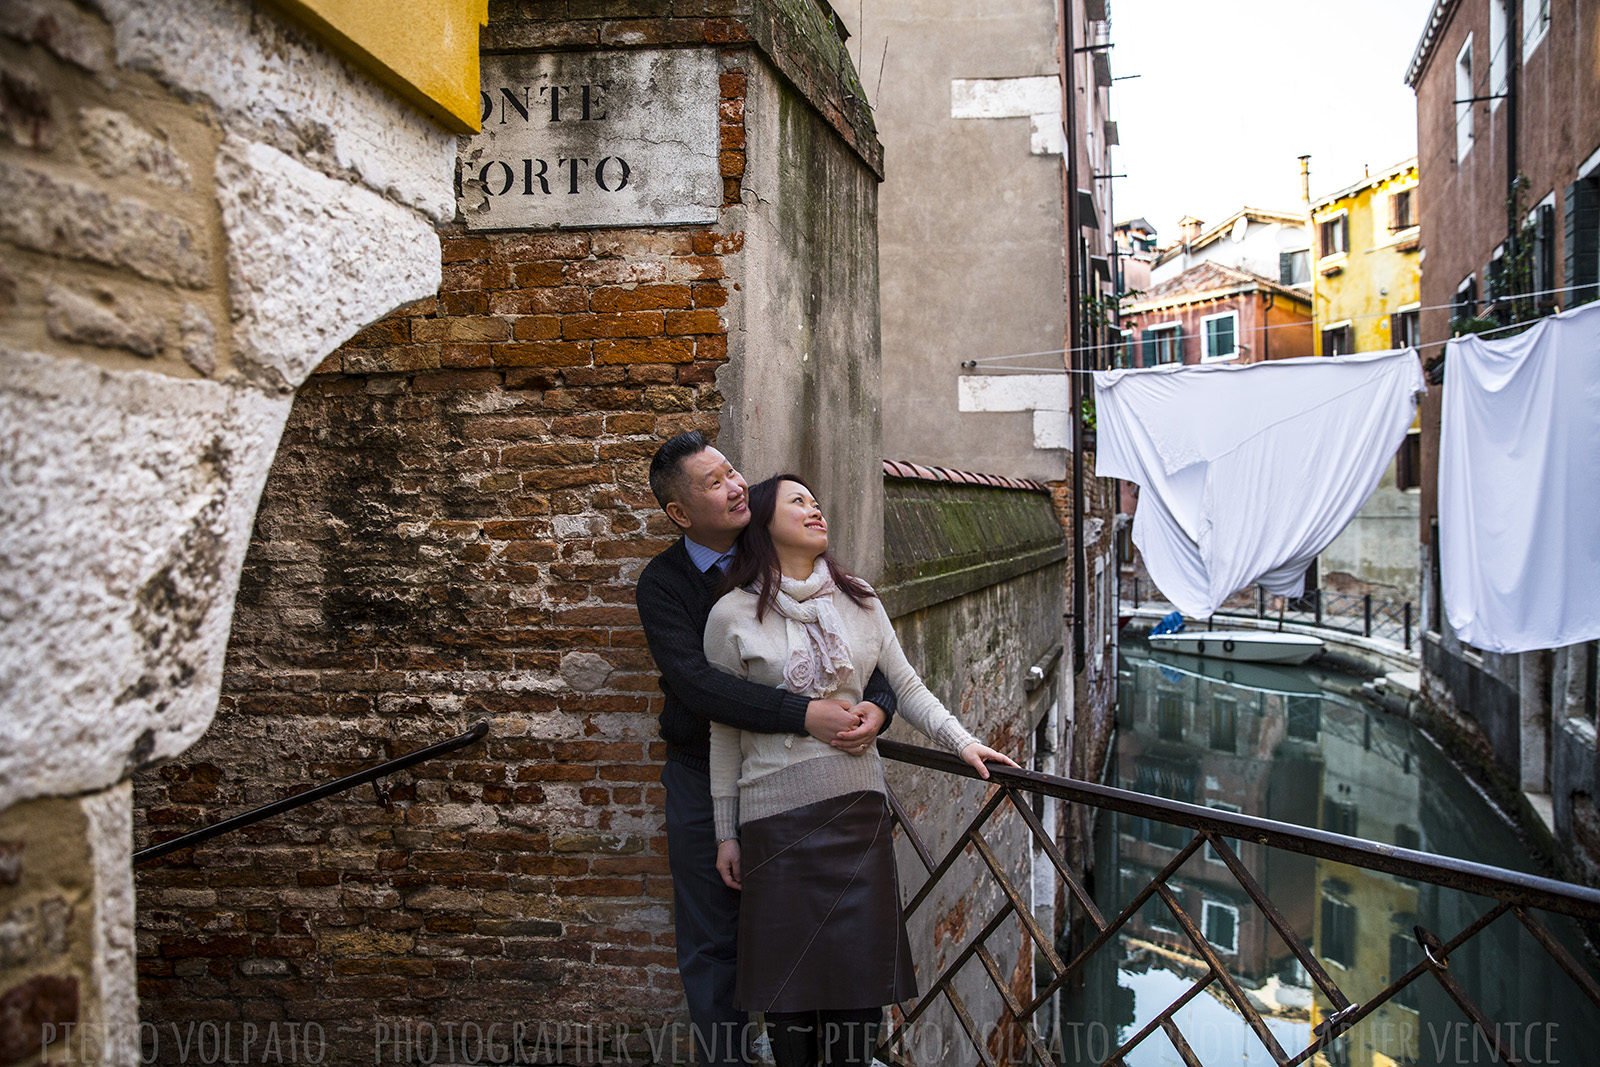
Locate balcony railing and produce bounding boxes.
[877,739,1600,1067]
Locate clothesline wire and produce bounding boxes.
[962,284,1594,369]
[964,306,1582,377]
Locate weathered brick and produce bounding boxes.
[664,309,722,335]
[588,284,694,312]
[489,287,587,315]
[512,261,568,287]
[561,312,664,340]
[511,315,562,341]
[593,338,694,365]
[492,341,590,367]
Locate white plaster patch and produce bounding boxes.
[0,348,292,809]
[96,0,457,221]
[951,76,1062,156]
[214,136,441,390]
[1032,409,1073,450]
[957,373,1068,413]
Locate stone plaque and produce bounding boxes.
[459,49,721,230]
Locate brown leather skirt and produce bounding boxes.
[735,790,917,1013]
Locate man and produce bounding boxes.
[635,432,897,1066]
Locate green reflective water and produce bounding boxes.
[1060,643,1600,1067]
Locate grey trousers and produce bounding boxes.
[663,758,751,1066]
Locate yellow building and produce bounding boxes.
[1311,160,1421,356]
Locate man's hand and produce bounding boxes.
[716,839,742,890]
[831,701,885,755]
[805,698,858,743]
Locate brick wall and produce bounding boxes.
[133,209,748,1061]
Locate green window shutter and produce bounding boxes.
[1565,178,1599,306]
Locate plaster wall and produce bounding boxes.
[718,62,884,580]
[855,0,1068,483]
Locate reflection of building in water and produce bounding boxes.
[1111,654,1320,1010]
[1308,699,1423,1067]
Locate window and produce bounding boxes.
[1143,888,1177,932]
[1209,695,1238,751]
[1321,322,1353,356]
[1391,306,1420,349]
[1318,213,1349,258]
[1325,798,1359,837]
[1141,323,1181,366]
[1388,187,1416,231]
[1489,0,1509,108]
[1455,36,1475,161]
[1201,311,1239,362]
[1322,895,1357,968]
[1205,802,1241,864]
[1157,689,1183,740]
[1279,248,1310,286]
[1396,429,1422,491]
[1286,696,1321,740]
[1390,932,1421,1010]
[1202,900,1239,954]
[1529,199,1556,303]
[1524,0,1550,53]
[1452,274,1479,327]
[1568,174,1600,308]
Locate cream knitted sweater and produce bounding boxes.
[704,586,980,841]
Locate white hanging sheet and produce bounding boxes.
[1439,300,1600,653]
[1094,349,1425,619]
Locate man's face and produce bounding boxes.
[665,447,749,545]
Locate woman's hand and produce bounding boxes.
[959,742,1020,780]
[716,839,742,890]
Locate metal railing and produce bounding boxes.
[133,722,489,864]
[877,738,1600,1067]
[1127,577,1415,651]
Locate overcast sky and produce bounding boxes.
[1108,0,1437,239]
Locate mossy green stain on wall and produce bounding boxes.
[883,480,1064,586]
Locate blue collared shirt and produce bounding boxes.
[684,537,736,574]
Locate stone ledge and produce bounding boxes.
[881,542,1069,618]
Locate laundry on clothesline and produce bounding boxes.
[1094,349,1426,620]
[1439,300,1600,654]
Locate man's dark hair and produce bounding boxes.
[648,431,711,510]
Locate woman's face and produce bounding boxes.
[767,479,829,559]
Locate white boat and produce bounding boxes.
[1146,629,1324,666]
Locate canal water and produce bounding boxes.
[1060,640,1600,1067]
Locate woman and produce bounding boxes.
[704,474,1016,1067]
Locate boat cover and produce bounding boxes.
[1095,349,1424,618]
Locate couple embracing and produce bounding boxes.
[635,433,1015,1067]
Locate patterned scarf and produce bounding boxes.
[772,559,856,697]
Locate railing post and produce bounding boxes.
[1258,586,1265,619]
[1364,593,1372,637]
[1133,577,1141,608]
[1315,588,1323,627]
[1405,601,1413,651]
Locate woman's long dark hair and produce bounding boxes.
[720,474,877,621]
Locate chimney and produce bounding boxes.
[1178,216,1204,244]
[1298,154,1311,207]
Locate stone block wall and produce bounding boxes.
[2,0,463,1061]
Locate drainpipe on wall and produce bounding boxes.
[1506,0,1522,315]
[1061,0,1086,673]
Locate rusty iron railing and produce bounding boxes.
[877,738,1600,1067]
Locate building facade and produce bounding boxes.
[1149,208,1312,292]
[1406,0,1600,879]
[1310,159,1424,603]
[1119,261,1315,369]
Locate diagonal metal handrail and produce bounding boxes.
[134,722,489,863]
[877,738,1600,1067]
